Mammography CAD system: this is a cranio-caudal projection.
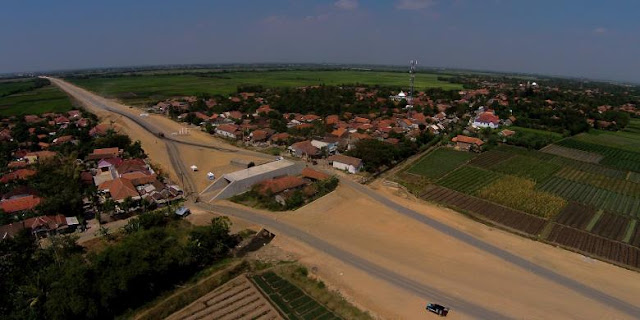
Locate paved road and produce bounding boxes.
[51,77,640,319]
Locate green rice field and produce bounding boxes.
[407,148,475,180]
[67,70,462,105]
[0,84,73,116]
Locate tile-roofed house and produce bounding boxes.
[472,111,500,129]
[451,135,484,151]
[116,158,148,175]
[225,111,244,120]
[87,147,121,160]
[120,171,157,186]
[0,169,37,184]
[37,142,50,150]
[302,114,321,122]
[52,135,74,145]
[255,105,272,115]
[326,115,339,125]
[270,132,290,145]
[215,124,240,139]
[23,214,68,237]
[24,115,42,124]
[7,161,27,169]
[75,118,89,128]
[250,129,269,142]
[54,116,70,125]
[301,167,330,181]
[257,176,307,196]
[0,128,11,141]
[499,129,516,137]
[327,154,363,174]
[99,178,140,202]
[288,140,320,158]
[0,195,42,213]
[331,127,348,138]
[89,123,116,137]
[67,110,81,118]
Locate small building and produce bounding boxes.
[215,124,240,139]
[301,167,330,181]
[0,195,42,214]
[451,135,484,152]
[98,178,140,202]
[472,111,500,129]
[311,137,339,154]
[87,147,121,161]
[327,154,363,174]
[288,140,321,159]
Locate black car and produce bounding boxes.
[426,303,449,316]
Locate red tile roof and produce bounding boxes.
[99,178,139,201]
[0,195,41,213]
[452,135,484,146]
[325,115,339,125]
[331,127,348,138]
[290,140,320,156]
[258,176,307,195]
[475,112,500,124]
[0,169,36,184]
[216,124,239,134]
[301,167,330,181]
[327,154,362,167]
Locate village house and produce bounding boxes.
[24,150,57,163]
[327,154,363,174]
[452,135,484,152]
[288,140,320,159]
[269,132,290,145]
[472,109,500,129]
[0,195,42,214]
[215,124,240,139]
[87,147,121,161]
[98,178,141,202]
[311,137,340,154]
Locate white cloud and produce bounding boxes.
[334,0,359,10]
[395,0,436,10]
[593,27,607,35]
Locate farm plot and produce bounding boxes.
[538,177,640,218]
[251,271,340,320]
[491,155,561,183]
[436,166,502,194]
[546,224,640,269]
[495,144,557,161]
[554,167,640,198]
[421,186,547,235]
[628,172,640,184]
[590,213,631,242]
[467,150,514,169]
[167,275,283,320]
[540,144,604,164]
[407,148,475,180]
[554,202,596,230]
[556,139,640,172]
[573,131,640,153]
[476,176,566,218]
[548,156,628,180]
[629,224,640,247]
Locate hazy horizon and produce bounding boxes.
[2,1,640,83]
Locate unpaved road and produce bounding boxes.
[51,77,640,319]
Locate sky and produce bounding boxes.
[1,0,640,82]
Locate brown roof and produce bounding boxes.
[475,112,500,124]
[116,159,147,175]
[452,135,484,146]
[331,127,348,138]
[0,169,37,183]
[99,178,139,201]
[290,140,320,156]
[327,154,362,167]
[121,171,157,186]
[8,161,27,169]
[258,176,307,195]
[301,167,330,181]
[251,129,269,141]
[216,124,239,134]
[270,132,290,142]
[23,214,66,230]
[25,150,57,161]
[0,195,42,213]
[326,115,339,125]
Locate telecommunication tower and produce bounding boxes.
[409,60,418,103]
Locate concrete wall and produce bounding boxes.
[209,162,304,201]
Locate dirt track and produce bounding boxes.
[51,77,640,319]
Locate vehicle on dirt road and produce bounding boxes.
[426,303,449,316]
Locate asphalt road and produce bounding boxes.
[51,77,640,319]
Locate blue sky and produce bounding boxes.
[1,0,639,82]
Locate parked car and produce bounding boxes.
[426,303,449,316]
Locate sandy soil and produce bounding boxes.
[214,182,640,320]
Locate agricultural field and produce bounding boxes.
[623,118,640,134]
[508,126,564,141]
[540,144,604,163]
[251,271,341,320]
[491,155,561,182]
[554,202,596,230]
[546,224,640,269]
[67,70,462,105]
[467,150,514,169]
[476,176,566,218]
[572,130,640,152]
[421,185,547,236]
[554,167,640,197]
[0,84,73,116]
[554,139,640,172]
[167,275,282,320]
[0,79,39,97]
[406,148,475,180]
[537,177,640,218]
[436,166,502,194]
[590,213,631,242]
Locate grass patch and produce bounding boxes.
[477,175,566,218]
[67,70,462,105]
[406,148,475,180]
[0,85,73,116]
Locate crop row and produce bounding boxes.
[557,139,640,172]
[495,144,557,161]
[541,144,604,163]
[553,202,595,230]
[477,176,566,218]
[554,167,640,198]
[467,150,515,169]
[548,156,628,179]
[436,166,502,194]
[590,213,631,242]
[538,177,640,218]
[407,148,475,180]
[546,224,640,269]
[491,155,561,183]
[421,185,547,235]
[251,272,338,320]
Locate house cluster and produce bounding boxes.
[84,147,183,208]
[0,214,80,239]
[255,167,331,206]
